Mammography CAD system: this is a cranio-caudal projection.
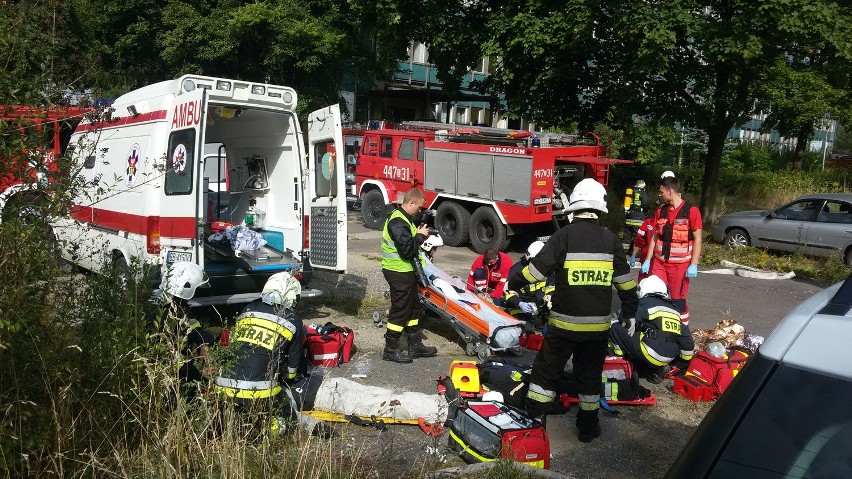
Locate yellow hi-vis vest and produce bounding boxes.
[381,208,425,272]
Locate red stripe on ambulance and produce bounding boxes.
[70,205,195,239]
[76,110,168,132]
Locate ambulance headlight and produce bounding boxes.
[282,91,293,104]
[216,80,232,91]
[182,79,196,92]
[251,85,266,95]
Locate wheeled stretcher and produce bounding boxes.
[418,260,525,359]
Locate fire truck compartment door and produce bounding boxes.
[307,104,347,272]
[161,87,207,268]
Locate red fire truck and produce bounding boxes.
[0,105,93,222]
[353,121,632,252]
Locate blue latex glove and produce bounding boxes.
[641,259,650,274]
[519,302,535,314]
[628,256,636,267]
[686,264,698,278]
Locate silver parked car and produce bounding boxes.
[711,193,852,266]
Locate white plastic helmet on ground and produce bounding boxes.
[566,178,608,213]
[421,235,444,251]
[638,275,670,299]
[161,261,210,300]
[661,170,675,179]
[262,271,302,308]
[526,240,545,260]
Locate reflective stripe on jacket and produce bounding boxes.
[381,208,425,272]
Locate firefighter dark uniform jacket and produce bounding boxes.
[215,300,305,400]
[634,295,695,366]
[381,207,426,273]
[518,218,639,339]
[504,260,555,316]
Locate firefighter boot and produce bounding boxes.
[382,332,413,364]
[406,329,437,358]
[576,409,601,443]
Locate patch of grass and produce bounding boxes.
[702,241,850,284]
[361,253,382,262]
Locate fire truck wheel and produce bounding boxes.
[436,202,470,247]
[360,190,387,230]
[469,207,509,253]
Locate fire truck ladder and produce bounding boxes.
[398,121,590,148]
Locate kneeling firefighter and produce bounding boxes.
[511,179,638,443]
[215,272,305,433]
[609,275,694,383]
[503,241,554,330]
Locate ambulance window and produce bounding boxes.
[417,139,424,161]
[314,140,338,198]
[165,129,195,195]
[379,137,393,158]
[398,139,415,160]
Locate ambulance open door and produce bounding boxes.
[160,87,207,270]
[307,104,347,272]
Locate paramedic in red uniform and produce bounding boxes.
[514,179,638,443]
[641,176,702,325]
[467,248,513,306]
[381,188,438,364]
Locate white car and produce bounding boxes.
[666,275,852,478]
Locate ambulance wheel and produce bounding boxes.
[465,342,477,357]
[469,207,509,253]
[360,190,387,230]
[436,202,471,247]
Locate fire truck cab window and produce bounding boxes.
[417,139,424,162]
[379,137,393,158]
[398,139,415,160]
[314,140,337,198]
[165,129,195,196]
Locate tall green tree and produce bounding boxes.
[425,0,852,224]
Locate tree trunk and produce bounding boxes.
[792,123,812,170]
[700,126,728,227]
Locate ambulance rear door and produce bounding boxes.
[160,88,207,268]
[307,105,347,272]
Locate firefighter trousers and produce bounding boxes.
[527,329,607,423]
[609,323,669,375]
[382,269,423,336]
[650,259,691,324]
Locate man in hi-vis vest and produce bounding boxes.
[381,188,438,363]
[641,176,703,325]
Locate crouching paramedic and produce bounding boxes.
[609,275,694,384]
[504,241,554,330]
[381,188,437,364]
[514,179,638,443]
[215,272,305,432]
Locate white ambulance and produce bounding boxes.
[55,74,347,305]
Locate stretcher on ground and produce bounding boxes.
[419,260,525,359]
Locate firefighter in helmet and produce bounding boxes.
[510,178,638,443]
[215,272,305,433]
[503,241,554,330]
[609,275,694,384]
[155,261,215,397]
[623,179,649,249]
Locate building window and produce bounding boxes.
[409,41,429,64]
[454,106,469,125]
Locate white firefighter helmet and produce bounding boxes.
[161,261,210,300]
[661,170,675,179]
[566,178,608,213]
[635,179,646,189]
[261,271,302,308]
[526,240,545,260]
[638,275,669,299]
[421,235,444,251]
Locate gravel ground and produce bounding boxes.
[301,240,715,479]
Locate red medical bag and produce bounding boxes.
[304,323,355,367]
[449,401,550,469]
[673,349,750,401]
